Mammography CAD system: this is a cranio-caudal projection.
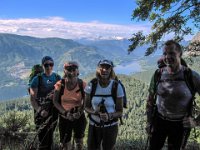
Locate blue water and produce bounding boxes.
[114,61,142,75]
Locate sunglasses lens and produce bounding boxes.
[100,65,111,70]
[44,63,54,68]
[66,66,77,72]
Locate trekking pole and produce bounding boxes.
[72,135,75,150]
[37,118,58,149]
[144,135,150,150]
[27,116,53,150]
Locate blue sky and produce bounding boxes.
[0,0,147,39]
[0,0,136,25]
[0,0,196,40]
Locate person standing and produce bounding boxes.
[53,61,87,150]
[30,56,61,150]
[85,59,124,150]
[146,40,200,150]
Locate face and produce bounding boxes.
[43,60,54,73]
[99,64,112,79]
[64,65,78,78]
[163,46,181,67]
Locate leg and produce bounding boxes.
[102,125,118,150]
[35,112,54,150]
[149,116,168,150]
[73,114,87,150]
[59,116,73,149]
[87,125,102,150]
[167,121,184,150]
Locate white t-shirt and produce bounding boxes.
[85,79,124,126]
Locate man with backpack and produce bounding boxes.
[29,56,61,150]
[146,40,200,150]
[53,61,87,150]
[84,59,124,150]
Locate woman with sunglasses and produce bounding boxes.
[30,56,61,150]
[53,61,87,150]
[85,59,124,150]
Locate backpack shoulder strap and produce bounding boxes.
[154,69,162,90]
[111,80,118,104]
[90,78,98,100]
[152,68,162,104]
[183,67,196,95]
[183,67,196,116]
[59,78,65,104]
[37,73,42,93]
[54,73,60,81]
[78,78,85,99]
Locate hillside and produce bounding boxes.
[0,74,199,149]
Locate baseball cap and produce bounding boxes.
[41,56,54,65]
[98,59,114,67]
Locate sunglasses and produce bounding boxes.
[44,63,54,68]
[65,66,77,72]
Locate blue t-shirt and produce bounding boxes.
[30,72,61,98]
[85,79,124,126]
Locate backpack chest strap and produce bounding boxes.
[159,78,185,82]
[93,94,112,97]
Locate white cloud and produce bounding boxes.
[0,17,151,39]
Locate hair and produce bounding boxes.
[164,40,182,56]
[96,66,115,80]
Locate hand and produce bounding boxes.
[40,110,49,118]
[99,113,109,122]
[46,92,54,100]
[183,117,197,128]
[73,111,81,119]
[94,107,100,114]
[66,112,74,121]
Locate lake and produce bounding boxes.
[114,60,142,75]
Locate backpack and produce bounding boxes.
[89,78,127,125]
[90,78,127,109]
[28,64,44,94]
[58,78,85,104]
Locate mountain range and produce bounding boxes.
[0,33,145,100]
[0,33,192,100]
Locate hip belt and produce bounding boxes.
[157,113,184,122]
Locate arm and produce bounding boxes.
[30,87,41,113]
[109,97,123,119]
[84,93,98,115]
[146,94,156,124]
[53,89,66,115]
[146,74,157,125]
[192,71,200,125]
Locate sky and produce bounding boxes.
[0,0,196,40]
[0,0,153,39]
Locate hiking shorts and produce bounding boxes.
[59,113,87,143]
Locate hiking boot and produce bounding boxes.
[60,142,71,150]
[75,138,83,150]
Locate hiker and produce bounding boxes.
[53,61,87,150]
[146,40,200,150]
[85,59,124,150]
[29,56,61,150]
